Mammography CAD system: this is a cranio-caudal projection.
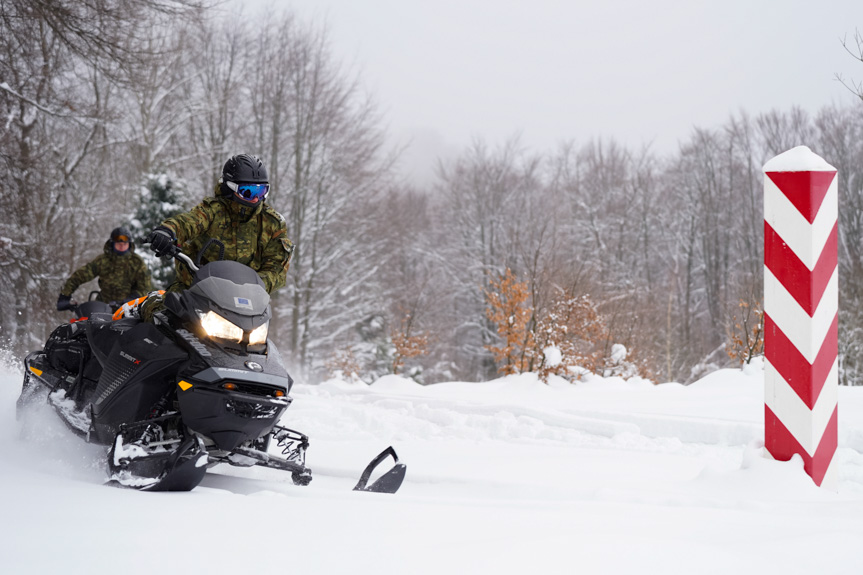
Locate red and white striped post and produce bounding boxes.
[763,145,838,488]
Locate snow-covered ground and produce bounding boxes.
[3,356,863,574]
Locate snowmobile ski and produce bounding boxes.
[353,446,407,494]
[107,415,208,491]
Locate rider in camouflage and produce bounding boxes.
[143,155,293,313]
[57,227,153,311]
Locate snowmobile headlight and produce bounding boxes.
[200,311,243,343]
[248,321,269,346]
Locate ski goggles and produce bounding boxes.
[226,181,269,203]
[112,234,130,242]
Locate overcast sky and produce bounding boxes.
[233,0,863,183]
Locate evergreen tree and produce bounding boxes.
[351,314,395,383]
[127,173,188,289]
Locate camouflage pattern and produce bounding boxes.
[61,240,153,304]
[160,185,293,294]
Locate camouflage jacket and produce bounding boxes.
[61,241,152,304]
[160,189,293,293]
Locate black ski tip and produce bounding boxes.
[143,450,208,492]
[353,446,407,494]
[109,435,208,492]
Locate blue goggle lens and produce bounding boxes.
[227,181,269,202]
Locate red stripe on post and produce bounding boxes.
[764,312,838,409]
[764,220,838,317]
[764,404,838,487]
[766,171,836,224]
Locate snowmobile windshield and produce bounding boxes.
[188,260,269,319]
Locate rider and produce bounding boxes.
[57,226,153,311]
[141,154,293,318]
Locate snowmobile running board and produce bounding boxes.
[353,446,406,494]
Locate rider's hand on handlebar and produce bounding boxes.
[146,226,178,258]
[56,294,73,311]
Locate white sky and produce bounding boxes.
[233,0,863,183]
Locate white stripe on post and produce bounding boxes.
[763,145,838,489]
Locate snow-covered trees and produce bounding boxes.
[0,0,204,354]
[432,138,545,380]
[3,2,863,386]
[0,3,398,370]
[428,110,863,385]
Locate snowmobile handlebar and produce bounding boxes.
[167,239,227,275]
[148,233,224,276]
[174,250,199,274]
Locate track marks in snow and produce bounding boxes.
[291,385,760,449]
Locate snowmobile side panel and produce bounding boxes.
[90,322,188,444]
[86,317,139,367]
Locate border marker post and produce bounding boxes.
[763,145,838,488]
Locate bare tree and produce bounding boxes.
[837,29,863,102]
[755,107,815,158]
[0,0,211,355]
[433,137,544,380]
[243,14,395,373]
[815,104,863,385]
[180,14,252,193]
[11,0,209,79]
[1,3,112,352]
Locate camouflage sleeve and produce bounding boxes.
[160,200,216,246]
[257,220,293,294]
[60,256,101,297]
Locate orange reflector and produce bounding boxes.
[274,390,285,397]
[178,380,193,391]
[223,383,238,390]
[29,366,43,377]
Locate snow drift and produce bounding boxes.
[3,355,863,574]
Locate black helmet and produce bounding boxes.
[220,154,270,208]
[110,227,131,243]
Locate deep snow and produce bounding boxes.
[3,356,863,574]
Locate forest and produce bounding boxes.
[2,0,863,385]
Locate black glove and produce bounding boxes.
[56,294,72,311]
[146,226,177,258]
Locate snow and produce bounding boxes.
[763,145,837,172]
[3,357,863,574]
[543,344,562,367]
[610,342,627,363]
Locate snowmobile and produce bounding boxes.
[16,242,406,493]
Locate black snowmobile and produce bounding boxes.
[17,243,406,493]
